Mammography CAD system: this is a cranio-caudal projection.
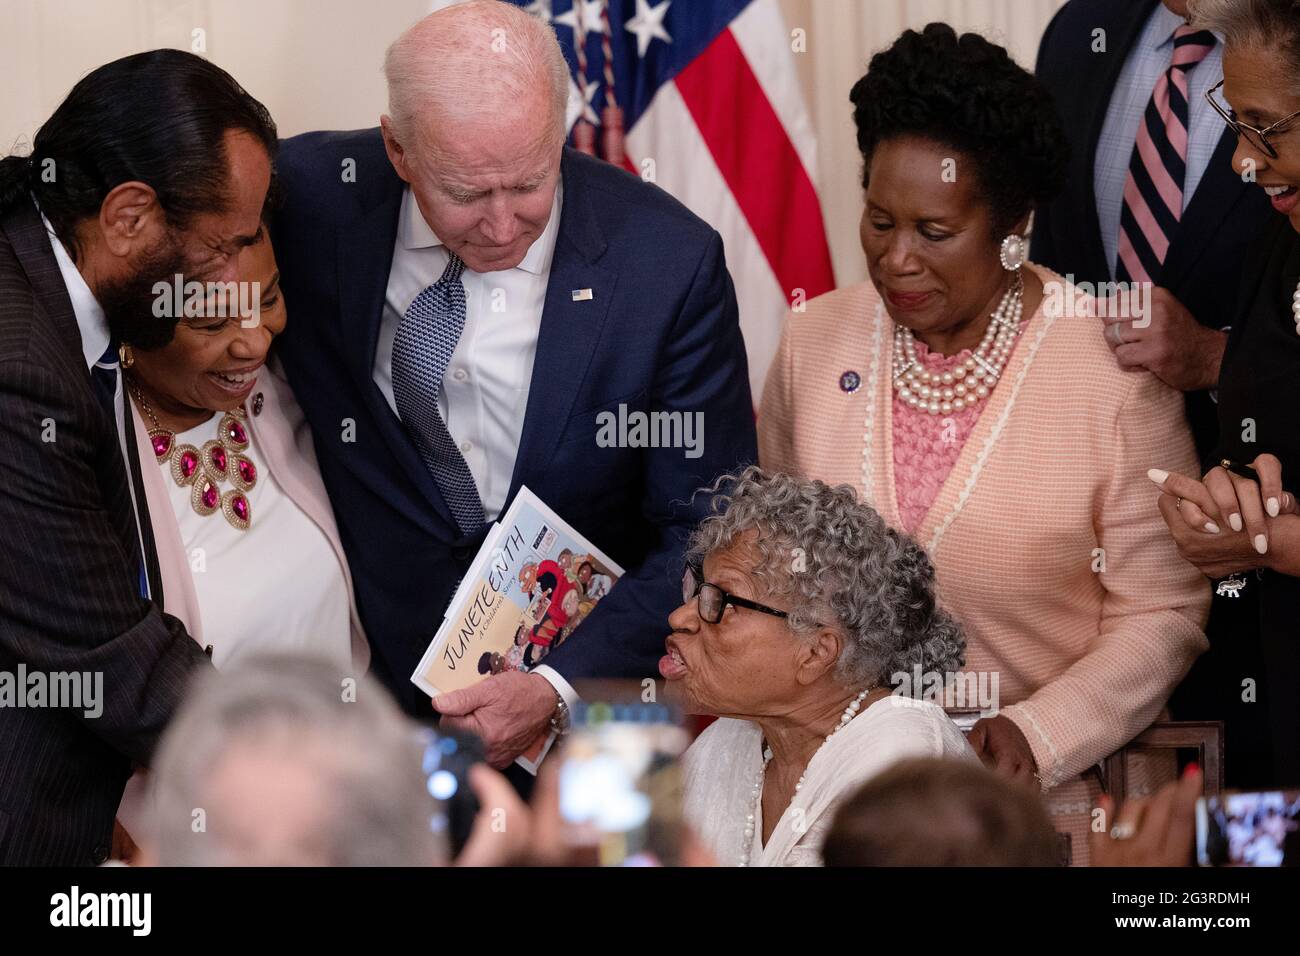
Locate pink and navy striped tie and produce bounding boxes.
[1116,26,1217,284]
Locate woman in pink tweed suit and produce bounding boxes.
[758,24,1209,864]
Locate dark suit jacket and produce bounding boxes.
[272,131,757,713]
[0,199,211,865]
[1032,0,1274,462]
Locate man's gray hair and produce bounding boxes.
[686,466,965,689]
[383,0,570,148]
[150,653,447,866]
[1190,0,1300,94]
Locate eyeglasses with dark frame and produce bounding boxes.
[1205,79,1300,160]
[681,563,789,625]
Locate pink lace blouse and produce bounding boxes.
[892,333,1021,534]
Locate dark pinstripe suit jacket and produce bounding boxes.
[0,198,211,865]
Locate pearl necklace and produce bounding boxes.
[1292,277,1300,333]
[891,272,1024,416]
[739,687,873,867]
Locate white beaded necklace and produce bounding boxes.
[1292,277,1300,332]
[891,272,1025,416]
[739,687,873,867]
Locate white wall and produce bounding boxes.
[0,0,429,149]
[0,0,1066,286]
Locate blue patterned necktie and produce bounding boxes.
[391,252,486,535]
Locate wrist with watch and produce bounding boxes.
[547,687,571,735]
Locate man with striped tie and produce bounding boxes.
[1032,0,1277,788]
[1033,0,1274,463]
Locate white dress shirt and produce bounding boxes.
[373,183,562,521]
[372,184,578,712]
[43,212,152,598]
[1094,4,1225,279]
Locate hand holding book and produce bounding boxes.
[431,671,561,770]
[412,486,624,772]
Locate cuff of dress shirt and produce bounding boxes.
[532,664,580,712]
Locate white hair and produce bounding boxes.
[1189,0,1300,95]
[383,0,570,150]
[687,466,966,690]
[149,653,448,866]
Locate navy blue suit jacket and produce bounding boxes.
[272,130,757,712]
[1032,0,1274,462]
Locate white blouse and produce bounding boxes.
[682,696,978,866]
[161,412,352,670]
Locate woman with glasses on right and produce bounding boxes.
[1151,0,1300,786]
[663,467,976,867]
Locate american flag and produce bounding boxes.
[504,0,837,401]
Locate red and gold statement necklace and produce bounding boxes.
[126,378,258,531]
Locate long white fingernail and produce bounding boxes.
[1230,513,1242,532]
[1267,497,1280,517]
[1205,521,1220,533]
[1255,534,1268,555]
[1147,468,1169,485]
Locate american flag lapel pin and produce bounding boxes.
[571,288,594,302]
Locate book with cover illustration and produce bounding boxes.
[410,485,624,774]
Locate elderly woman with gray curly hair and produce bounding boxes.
[664,466,977,867]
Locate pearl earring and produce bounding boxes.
[999,233,1027,272]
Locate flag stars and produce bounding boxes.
[626,0,672,58]
[579,79,602,124]
[554,0,608,35]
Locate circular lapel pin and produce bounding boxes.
[839,371,861,394]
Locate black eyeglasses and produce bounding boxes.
[1205,79,1300,160]
[681,564,789,625]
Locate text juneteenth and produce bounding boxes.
[441,525,527,671]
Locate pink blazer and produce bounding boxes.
[760,265,1209,778]
[128,359,370,672]
[759,266,1210,862]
